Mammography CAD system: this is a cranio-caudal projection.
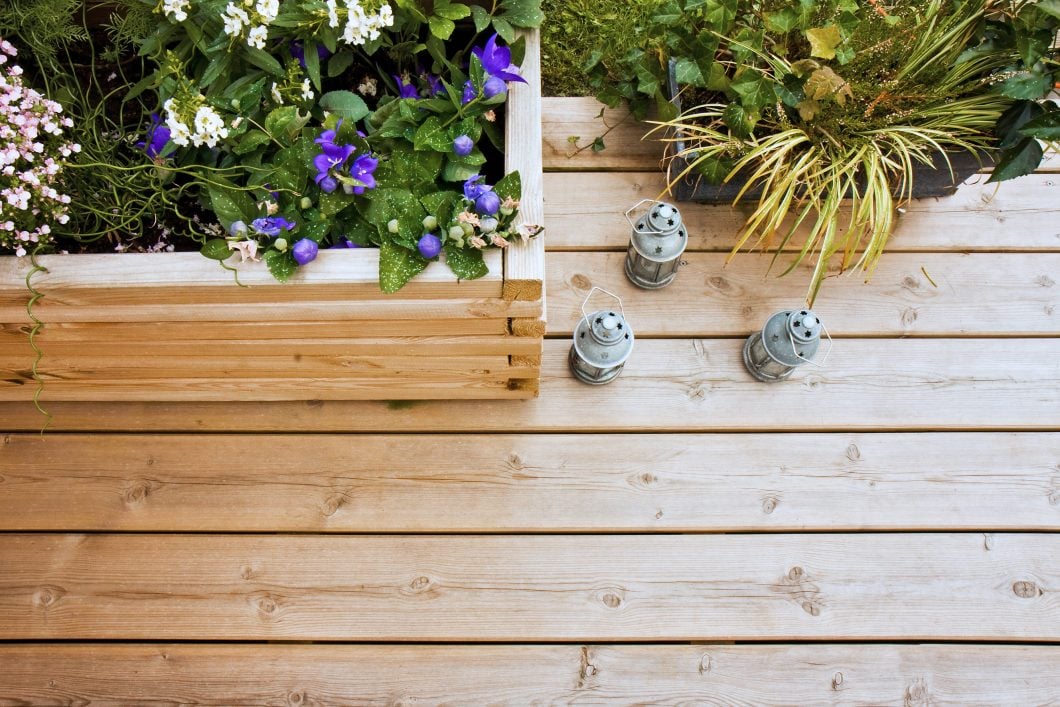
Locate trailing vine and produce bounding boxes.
[24,249,51,431]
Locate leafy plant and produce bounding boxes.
[591,0,1038,304]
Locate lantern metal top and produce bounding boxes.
[572,287,634,368]
[625,198,687,263]
[760,309,831,367]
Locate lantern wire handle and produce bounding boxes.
[624,198,668,237]
[788,319,833,368]
[580,286,625,332]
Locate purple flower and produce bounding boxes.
[426,74,444,96]
[472,33,527,84]
[347,154,378,195]
[393,74,420,99]
[475,190,501,216]
[461,80,476,105]
[317,175,338,193]
[136,113,173,160]
[417,233,442,259]
[483,76,507,99]
[313,125,357,191]
[453,135,474,157]
[291,238,318,265]
[290,41,331,69]
[251,216,296,237]
[330,236,363,249]
[463,175,490,201]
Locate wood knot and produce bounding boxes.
[654,509,664,520]
[569,273,593,291]
[983,534,995,551]
[321,493,347,517]
[121,479,156,507]
[506,453,525,471]
[287,691,305,706]
[698,654,712,674]
[707,275,731,292]
[305,399,325,409]
[2,434,11,446]
[35,585,67,609]
[762,495,779,515]
[832,672,844,691]
[410,576,431,591]
[904,677,930,707]
[845,443,862,462]
[802,601,821,616]
[1012,580,1042,599]
[576,646,598,689]
[901,275,920,290]
[686,383,708,401]
[601,592,622,609]
[241,565,256,581]
[253,593,280,617]
[1036,275,1055,288]
[901,307,919,326]
[788,566,804,580]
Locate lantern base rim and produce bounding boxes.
[742,335,796,383]
[624,257,678,290]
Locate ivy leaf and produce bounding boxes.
[805,25,842,60]
[1019,111,1060,140]
[765,8,799,33]
[997,71,1053,100]
[723,102,754,137]
[379,240,428,293]
[319,90,370,121]
[263,249,297,283]
[996,100,1044,148]
[591,136,606,152]
[200,239,232,261]
[731,70,775,111]
[674,58,703,86]
[695,155,736,185]
[987,137,1044,183]
[444,244,489,281]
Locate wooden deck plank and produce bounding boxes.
[2,533,1057,640]
[544,172,1060,252]
[1,643,1058,705]
[545,252,1060,337]
[2,433,1057,533]
[543,97,1060,173]
[1,338,1056,431]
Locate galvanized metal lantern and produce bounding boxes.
[569,287,635,385]
[743,309,831,382]
[624,199,688,289]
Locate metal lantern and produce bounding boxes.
[624,199,688,289]
[742,309,831,382]
[569,287,635,385]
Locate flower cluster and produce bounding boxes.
[0,39,78,257]
[419,174,520,256]
[162,0,190,22]
[312,124,377,195]
[163,96,230,148]
[328,0,395,46]
[222,0,281,50]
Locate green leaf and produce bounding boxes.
[264,106,310,143]
[435,2,471,20]
[208,186,255,229]
[263,249,297,282]
[731,70,775,111]
[327,51,355,78]
[442,160,481,182]
[200,239,232,261]
[492,16,515,43]
[305,41,322,91]
[444,244,489,281]
[674,58,703,86]
[499,0,545,28]
[765,8,798,33]
[996,100,1044,148]
[634,63,660,96]
[428,15,456,39]
[365,188,427,248]
[1037,0,1060,20]
[997,71,1053,100]
[987,137,1044,183]
[319,90,370,121]
[319,190,353,218]
[1020,111,1060,140]
[722,102,754,138]
[470,4,491,31]
[805,25,842,60]
[379,240,428,293]
[695,155,736,185]
[413,116,451,151]
[493,171,521,202]
[245,46,285,76]
[591,136,606,152]
[235,130,272,155]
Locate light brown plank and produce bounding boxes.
[503,29,546,302]
[0,250,502,305]
[0,297,541,324]
[544,97,1060,173]
[2,643,1059,705]
[2,433,1057,532]
[546,252,1060,336]
[2,533,1057,640]
[2,338,1056,430]
[545,171,1060,251]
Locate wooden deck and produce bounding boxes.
[1,97,1059,703]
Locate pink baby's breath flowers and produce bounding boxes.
[0,37,76,256]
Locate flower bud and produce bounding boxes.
[499,206,514,217]
[452,135,474,157]
[387,219,401,234]
[229,220,248,238]
[460,222,475,236]
[422,215,438,231]
[230,98,241,111]
[299,196,313,210]
[417,233,442,259]
[291,238,318,266]
[274,237,288,252]
[479,216,499,233]
[475,190,501,216]
[448,225,464,241]
[483,76,507,99]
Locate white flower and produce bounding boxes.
[162,0,190,22]
[163,98,192,147]
[357,77,377,96]
[222,3,250,36]
[301,79,314,101]
[192,105,229,148]
[255,0,279,22]
[270,82,283,104]
[326,0,340,27]
[246,24,268,49]
[228,239,260,262]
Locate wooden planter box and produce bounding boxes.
[0,32,545,404]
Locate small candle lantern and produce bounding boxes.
[569,287,635,385]
[623,199,688,289]
[742,309,831,382]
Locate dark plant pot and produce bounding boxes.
[663,62,990,204]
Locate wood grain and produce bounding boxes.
[2,337,1056,430]
[546,252,1060,337]
[2,643,1058,705]
[503,29,546,303]
[2,433,1057,532]
[1,533,1057,640]
[544,171,1060,251]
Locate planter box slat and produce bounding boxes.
[0,31,544,403]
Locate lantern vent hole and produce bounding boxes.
[667,219,674,226]
[580,332,585,338]
[625,333,630,339]
[617,323,623,329]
